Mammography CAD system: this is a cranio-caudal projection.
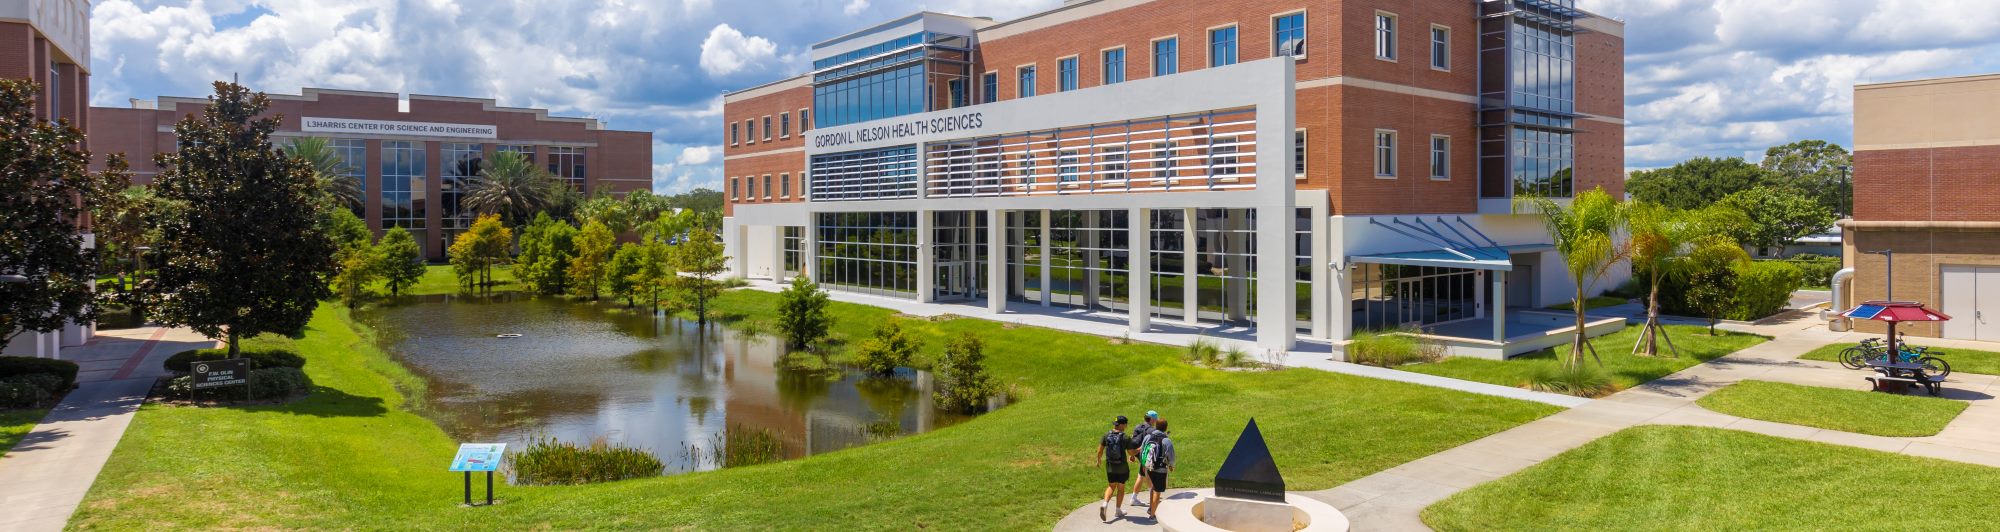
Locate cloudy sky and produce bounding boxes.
[88,0,2000,193]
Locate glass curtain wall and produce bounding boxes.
[441,143,482,246]
[1005,210,1044,304]
[380,141,425,240]
[783,226,804,278]
[813,32,974,128]
[1191,208,1257,325]
[816,212,919,298]
[931,211,988,301]
[1477,0,1581,199]
[330,138,366,217]
[1349,264,1480,332]
[1149,210,1188,321]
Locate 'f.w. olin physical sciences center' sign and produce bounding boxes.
[301,117,497,139]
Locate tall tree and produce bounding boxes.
[1760,140,1852,216]
[0,79,118,345]
[623,189,667,226]
[569,220,616,300]
[1625,157,1771,211]
[1625,204,1745,357]
[606,242,648,307]
[1717,185,1838,256]
[463,151,556,226]
[448,213,512,293]
[670,227,731,325]
[576,194,634,235]
[663,188,724,231]
[284,136,361,213]
[1679,237,1749,336]
[516,213,577,295]
[144,81,338,356]
[374,227,426,297]
[1518,187,1629,371]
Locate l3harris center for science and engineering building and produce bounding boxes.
[720,0,1629,355]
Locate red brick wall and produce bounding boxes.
[1574,28,1625,199]
[1333,84,1478,215]
[722,83,812,217]
[0,23,32,81]
[88,107,163,183]
[1855,145,2000,223]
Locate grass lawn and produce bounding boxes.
[1696,380,1966,437]
[0,408,47,458]
[71,291,1558,529]
[385,264,521,297]
[1422,425,2000,530]
[1546,296,1630,311]
[1403,325,1768,396]
[1799,341,2000,376]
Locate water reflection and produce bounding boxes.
[355,294,968,474]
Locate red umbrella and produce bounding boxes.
[1840,301,1951,363]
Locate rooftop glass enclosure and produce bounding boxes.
[813,31,976,128]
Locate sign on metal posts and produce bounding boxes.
[190,358,251,402]
[449,443,506,506]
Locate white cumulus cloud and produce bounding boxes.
[843,0,870,16]
[698,24,778,78]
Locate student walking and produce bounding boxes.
[1129,410,1158,505]
[1141,419,1176,520]
[1096,415,1135,522]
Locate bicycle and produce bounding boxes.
[1840,338,1952,378]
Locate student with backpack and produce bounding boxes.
[1095,415,1135,522]
[1129,410,1158,506]
[1140,419,1176,520]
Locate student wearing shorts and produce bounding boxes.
[1096,415,1135,522]
[1129,410,1157,505]
[1142,419,1176,520]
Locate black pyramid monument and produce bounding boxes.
[1213,417,1287,502]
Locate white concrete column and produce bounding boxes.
[1309,205,1331,339]
[1474,271,1487,319]
[1183,207,1200,325]
[771,225,786,281]
[1129,207,1151,334]
[802,215,819,281]
[722,216,747,277]
[1492,271,1508,343]
[988,209,1006,315]
[1255,204,1296,351]
[917,210,934,302]
[1039,209,1052,307]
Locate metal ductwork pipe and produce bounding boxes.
[1826,267,1856,331]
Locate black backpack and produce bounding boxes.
[1102,430,1128,465]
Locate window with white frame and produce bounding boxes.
[1274,12,1306,58]
[1058,57,1079,91]
[1294,128,1307,178]
[730,123,739,145]
[1374,130,1397,177]
[1209,26,1238,67]
[1431,26,1450,70]
[1430,135,1450,179]
[798,109,810,132]
[1375,13,1397,61]
[746,119,756,143]
[1018,66,1037,97]
[764,175,773,199]
[748,175,758,200]
[1103,48,1126,84]
[780,113,791,138]
[781,173,791,198]
[762,116,772,141]
[731,177,740,200]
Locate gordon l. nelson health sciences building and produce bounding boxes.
[720,0,1627,356]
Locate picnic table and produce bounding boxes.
[1865,359,1945,396]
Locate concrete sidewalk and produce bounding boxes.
[0,326,212,532]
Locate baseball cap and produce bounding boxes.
[1115,415,1129,425]
[1145,410,1159,420]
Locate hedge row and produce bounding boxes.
[163,348,306,373]
[0,356,80,408]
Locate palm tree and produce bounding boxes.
[1518,187,1629,371]
[284,137,361,211]
[1626,203,1746,357]
[462,150,556,226]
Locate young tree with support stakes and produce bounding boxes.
[143,81,339,356]
[1625,203,1746,357]
[1518,187,1629,371]
[0,79,120,346]
[670,227,730,325]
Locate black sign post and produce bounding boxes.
[191,358,251,403]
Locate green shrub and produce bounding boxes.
[1528,365,1616,397]
[775,276,832,350]
[0,376,57,408]
[852,319,919,376]
[1347,328,1444,367]
[934,332,997,414]
[163,348,306,373]
[1728,261,1804,321]
[0,356,79,390]
[1766,255,1839,288]
[510,435,665,485]
[11,373,65,395]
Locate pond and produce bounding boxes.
[355,294,970,474]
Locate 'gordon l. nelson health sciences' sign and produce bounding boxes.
[812,112,984,149]
[301,117,498,139]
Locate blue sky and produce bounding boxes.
[88,0,2000,194]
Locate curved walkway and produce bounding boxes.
[0,326,212,532]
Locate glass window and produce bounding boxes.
[1102,49,1125,84]
[746,119,756,143]
[1274,12,1306,58]
[1512,128,1574,197]
[441,143,482,244]
[1375,13,1397,60]
[948,78,967,108]
[731,177,740,200]
[1018,66,1037,97]
[329,139,367,216]
[763,175,773,199]
[982,72,998,103]
[798,110,810,132]
[816,211,921,299]
[1375,130,1396,177]
[730,122,739,145]
[780,113,790,137]
[781,173,791,198]
[547,146,586,193]
[379,140,425,230]
[1294,129,1307,178]
[762,116,772,141]
[1153,38,1179,76]
[1430,136,1449,179]
[1431,26,1450,70]
[1059,57,1078,91]
[748,175,758,200]
[1209,26,1238,67]
[811,58,929,128]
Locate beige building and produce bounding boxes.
[1841,74,2000,340]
